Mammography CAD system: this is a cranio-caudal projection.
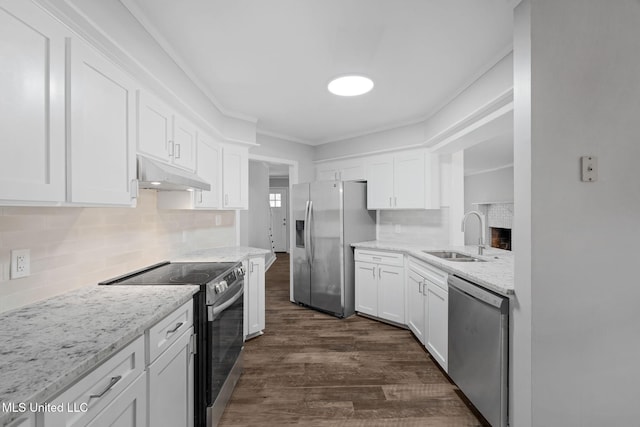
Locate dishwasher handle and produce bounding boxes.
[448,275,507,309]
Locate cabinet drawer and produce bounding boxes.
[409,257,448,290]
[147,300,193,364]
[355,249,404,267]
[44,335,145,427]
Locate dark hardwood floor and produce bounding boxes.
[219,253,485,426]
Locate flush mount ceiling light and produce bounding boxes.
[327,75,374,97]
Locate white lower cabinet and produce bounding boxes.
[354,249,405,324]
[85,373,146,427]
[408,257,448,372]
[148,327,194,427]
[42,301,194,427]
[244,256,265,339]
[407,268,426,344]
[43,336,146,427]
[425,281,448,371]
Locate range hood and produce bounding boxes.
[137,155,211,191]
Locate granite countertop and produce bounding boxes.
[0,284,198,427]
[176,246,271,263]
[352,241,514,296]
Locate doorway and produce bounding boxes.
[269,187,289,252]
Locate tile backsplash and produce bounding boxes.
[377,208,450,246]
[0,190,236,313]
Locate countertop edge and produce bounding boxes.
[0,287,198,427]
[352,241,514,296]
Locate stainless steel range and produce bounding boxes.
[100,261,245,427]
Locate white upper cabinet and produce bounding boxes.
[366,149,440,210]
[222,144,248,209]
[137,90,197,172]
[315,159,365,181]
[137,91,172,163]
[0,0,66,203]
[365,155,394,209]
[67,37,137,206]
[172,114,197,172]
[194,134,221,209]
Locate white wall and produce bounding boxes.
[515,1,640,425]
[245,161,272,252]
[424,52,514,146]
[315,122,425,161]
[0,191,236,313]
[464,166,514,245]
[251,133,315,183]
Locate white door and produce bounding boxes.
[0,1,66,203]
[68,37,136,205]
[269,187,288,252]
[354,262,377,316]
[377,264,405,324]
[366,155,394,209]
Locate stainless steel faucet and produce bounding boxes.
[461,211,486,255]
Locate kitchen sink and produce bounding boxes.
[423,250,486,262]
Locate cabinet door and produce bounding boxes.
[172,115,197,171]
[137,90,172,163]
[339,159,367,181]
[366,155,394,209]
[68,37,136,205]
[355,262,377,316]
[377,264,405,324]
[148,328,194,427]
[222,144,248,209]
[0,1,66,203]
[394,150,425,209]
[407,269,425,344]
[315,164,339,181]
[86,372,147,427]
[247,257,265,337]
[194,135,221,209]
[425,282,448,371]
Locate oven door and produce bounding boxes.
[207,278,244,406]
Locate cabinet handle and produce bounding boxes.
[389,197,392,207]
[89,375,122,400]
[175,143,181,159]
[168,140,175,157]
[378,267,381,279]
[372,256,382,261]
[372,267,375,278]
[167,322,184,334]
[250,263,255,273]
[418,281,423,294]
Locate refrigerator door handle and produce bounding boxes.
[304,200,311,266]
[308,200,314,264]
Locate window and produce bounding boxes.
[269,193,281,208]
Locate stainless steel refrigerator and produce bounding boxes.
[292,181,376,317]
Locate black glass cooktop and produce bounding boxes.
[100,262,238,286]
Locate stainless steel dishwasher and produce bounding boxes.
[448,275,508,427]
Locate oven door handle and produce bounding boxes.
[208,287,244,321]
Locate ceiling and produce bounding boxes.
[124,0,514,145]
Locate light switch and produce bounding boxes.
[581,156,597,182]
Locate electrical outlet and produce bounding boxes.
[10,249,30,279]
